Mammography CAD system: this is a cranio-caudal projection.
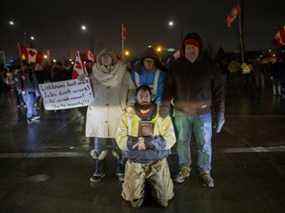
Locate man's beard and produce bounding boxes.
[138,103,151,111]
[135,102,156,120]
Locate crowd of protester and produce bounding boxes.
[0,34,285,208]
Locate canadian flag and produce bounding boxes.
[17,44,38,64]
[226,4,241,28]
[73,51,87,78]
[86,49,95,62]
[121,24,127,41]
[26,48,38,63]
[274,26,285,47]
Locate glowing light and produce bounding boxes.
[156,46,163,53]
[81,25,87,31]
[124,50,130,57]
[9,20,15,26]
[168,20,174,27]
[52,59,57,63]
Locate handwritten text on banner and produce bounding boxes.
[39,79,94,110]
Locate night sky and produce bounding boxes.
[1,0,284,58]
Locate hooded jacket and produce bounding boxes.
[164,33,225,115]
[85,49,136,138]
[131,48,166,104]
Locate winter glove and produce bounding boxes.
[215,112,225,133]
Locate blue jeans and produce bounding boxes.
[22,91,38,119]
[173,110,212,173]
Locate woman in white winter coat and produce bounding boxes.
[85,49,135,183]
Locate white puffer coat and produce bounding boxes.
[85,50,135,138]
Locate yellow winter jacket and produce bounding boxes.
[116,107,176,152]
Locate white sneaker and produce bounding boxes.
[32,115,40,120]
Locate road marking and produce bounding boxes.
[227,114,285,118]
[0,146,285,159]
[222,145,285,153]
[0,152,87,159]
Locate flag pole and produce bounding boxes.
[17,43,24,66]
[122,37,125,60]
[121,24,125,60]
[238,0,245,63]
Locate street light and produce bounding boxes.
[81,25,87,31]
[124,49,130,57]
[168,20,174,28]
[9,20,15,26]
[156,46,163,53]
[166,18,184,43]
[30,36,35,40]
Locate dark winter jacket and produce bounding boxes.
[16,69,39,93]
[164,33,225,115]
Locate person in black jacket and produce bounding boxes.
[164,32,225,188]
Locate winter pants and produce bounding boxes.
[122,158,174,204]
[22,91,38,119]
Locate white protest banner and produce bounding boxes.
[39,78,94,110]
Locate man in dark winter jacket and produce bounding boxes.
[164,32,225,188]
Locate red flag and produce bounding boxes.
[86,49,95,62]
[36,51,44,64]
[26,48,38,63]
[72,51,87,79]
[17,43,38,63]
[17,43,26,61]
[274,26,285,47]
[226,4,241,28]
[121,24,127,41]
